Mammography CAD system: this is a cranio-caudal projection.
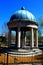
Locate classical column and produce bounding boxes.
[24,31,26,47]
[21,31,23,48]
[21,31,26,48]
[16,30,18,48]
[8,30,11,47]
[17,27,21,48]
[31,28,34,48]
[36,30,38,48]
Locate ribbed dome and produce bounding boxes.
[10,7,36,22]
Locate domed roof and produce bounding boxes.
[10,7,36,22]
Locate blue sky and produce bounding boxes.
[0,0,43,35]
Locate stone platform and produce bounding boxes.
[7,49,42,63]
[0,49,43,64]
[9,49,42,56]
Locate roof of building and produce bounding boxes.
[10,7,36,22]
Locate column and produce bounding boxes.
[22,31,24,48]
[16,30,18,48]
[24,31,26,47]
[8,30,11,47]
[36,30,38,48]
[31,28,34,48]
[21,31,26,48]
[21,31,23,48]
[17,27,21,48]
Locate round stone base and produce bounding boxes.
[9,48,42,56]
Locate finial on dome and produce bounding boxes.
[21,6,25,10]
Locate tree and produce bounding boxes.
[0,36,7,46]
[38,16,43,36]
[1,22,9,42]
[39,16,43,26]
[38,16,43,43]
[26,31,31,40]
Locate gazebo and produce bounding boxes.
[7,7,42,64]
[7,7,38,49]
